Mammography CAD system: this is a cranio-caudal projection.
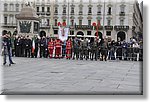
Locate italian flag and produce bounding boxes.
[32,39,35,53]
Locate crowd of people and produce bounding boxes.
[1,31,143,66]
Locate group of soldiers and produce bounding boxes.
[1,32,143,61]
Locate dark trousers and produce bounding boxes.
[15,46,21,57]
[116,48,122,60]
[91,49,98,60]
[40,46,45,58]
[73,48,79,60]
[25,49,31,57]
[34,47,38,58]
[83,48,88,60]
[101,49,108,61]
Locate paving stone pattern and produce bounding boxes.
[1,57,143,95]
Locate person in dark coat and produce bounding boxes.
[72,36,80,60]
[90,38,98,61]
[122,40,128,60]
[24,35,32,57]
[116,37,122,60]
[14,36,22,57]
[39,36,46,58]
[100,38,108,61]
[20,36,26,57]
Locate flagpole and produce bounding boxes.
[103,0,105,38]
[50,0,54,37]
[67,0,70,27]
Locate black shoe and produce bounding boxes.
[3,63,6,65]
[11,62,16,64]
[9,64,11,66]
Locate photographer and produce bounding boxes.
[2,33,15,66]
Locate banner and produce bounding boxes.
[58,26,69,42]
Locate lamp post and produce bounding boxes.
[50,0,54,37]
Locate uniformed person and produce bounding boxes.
[24,35,32,58]
[14,36,22,57]
[21,36,26,57]
[62,41,66,58]
[39,36,46,58]
[34,35,39,58]
[66,38,72,59]
[55,38,62,58]
[116,37,122,60]
[72,36,80,60]
[79,38,83,60]
[91,38,98,61]
[100,38,108,61]
[45,36,49,58]
[82,38,88,60]
[48,38,54,58]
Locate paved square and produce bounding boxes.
[1,57,142,95]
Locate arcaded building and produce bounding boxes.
[1,0,143,42]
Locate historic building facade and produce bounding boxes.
[1,0,143,42]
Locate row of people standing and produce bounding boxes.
[8,34,142,61]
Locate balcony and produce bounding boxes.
[75,25,93,30]
[2,23,17,28]
[105,26,113,30]
[54,12,58,15]
[119,12,125,16]
[97,12,101,15]
[62,12,66,15]
[79,11,83,15]
[88,12,92,15]
[70,12,74,15]
[94,26,103,30]
[46,12,50,16]
[52,25,58,29]
[114,25,129,31]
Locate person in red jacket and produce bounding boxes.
[66,38,72,59]
[55,38,62,58]
[48,38,54,58]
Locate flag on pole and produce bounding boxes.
[32,39,35,53]
[96,21,101,38]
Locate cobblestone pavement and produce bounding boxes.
[1,57,143,95]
